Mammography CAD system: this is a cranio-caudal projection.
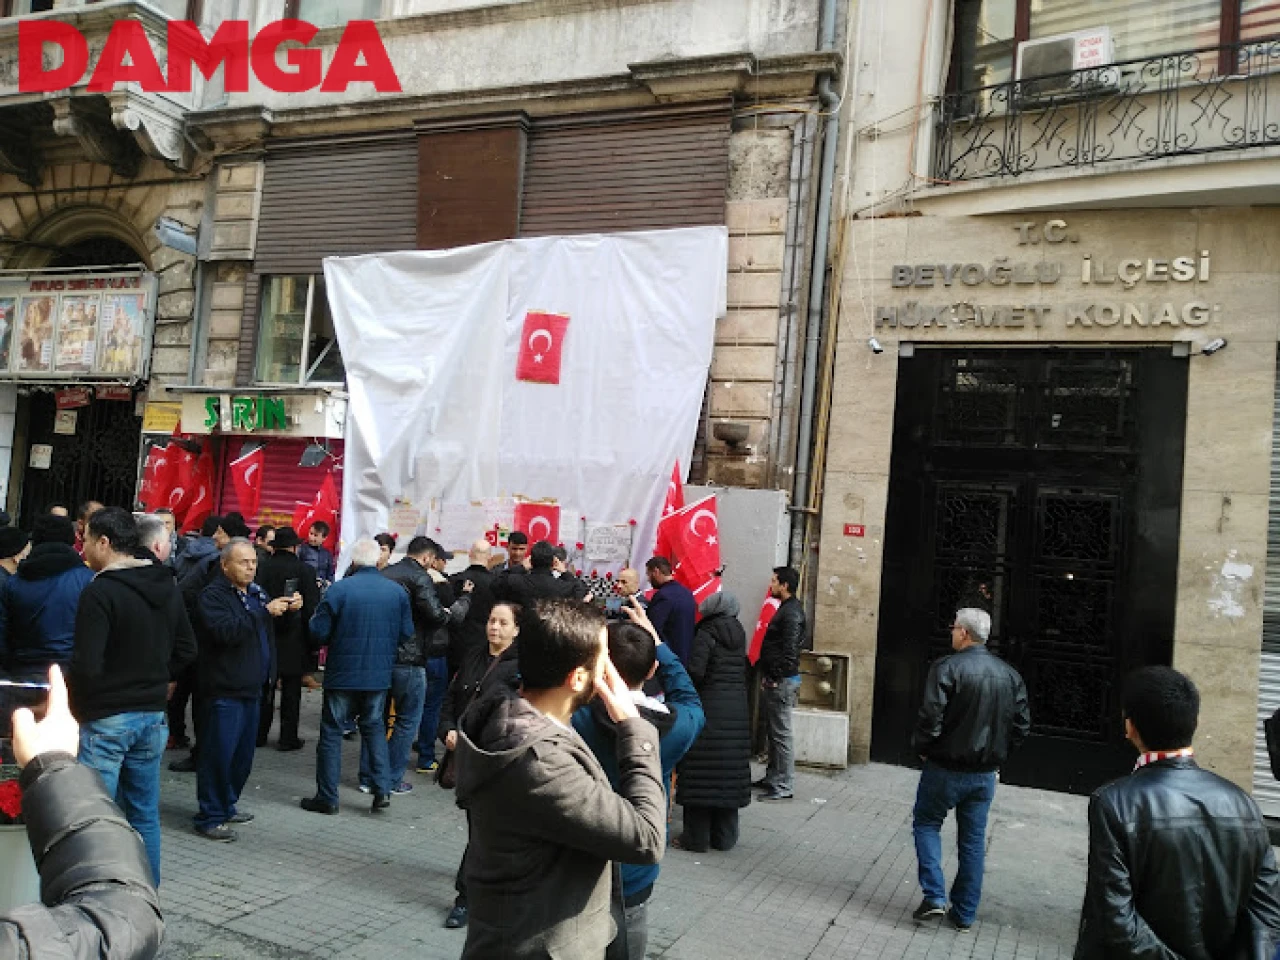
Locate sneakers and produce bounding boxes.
[444,904,468,929]
[392,781,414,795]
[195,823,236,842]
[416,759,439,774]
[372,793,391,812]
[758,789,794,801]
[912,900,946,922]
[946,909,972,932]
[227,811,255,824]
[300,796,339,815]
[357,783,373,794]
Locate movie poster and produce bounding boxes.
[16,295,54,374]
[0,298,15,372]
[97,293,146,375]
[54,294,100,374]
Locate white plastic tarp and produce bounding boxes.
[324,227,728,569]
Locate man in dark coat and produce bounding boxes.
[194,539,296,841]
[498,540,589,608]
[449,538,498,670]
[644,556,696,665]
[755,566,808,802]
[412,539,471,773]
[1075,666,1280,958]
[2,664,165,957]
[0,526,30,587]
[303,538,414,814]
[0,514,94,680]
[455,599,666,960]
[255,527,317,751]
[676,590,752,852]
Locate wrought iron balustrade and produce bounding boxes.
[934,39,1280,182]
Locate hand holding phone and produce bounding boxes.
[12,665,77,767]
[283,578,299,596]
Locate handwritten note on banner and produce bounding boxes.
[388,498,422,542]
[585,523,632,563]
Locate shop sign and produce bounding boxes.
[0,272,157,380]
[843,524,865,538]
[142,402,182,434]
[96,385,133,401]
[875,220,1223,332]
[54,387,91,409]
[203,395,288,433]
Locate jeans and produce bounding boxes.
[761,676,800,793]
[415,656,449,760]
[195,696,260,831]
[360,665,426,786]
[606,897,648,960]
[318,689,390,805]
[681,806,739,852]
[79,711,168,883]
[912,762,998,925]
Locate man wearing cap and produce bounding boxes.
[0,526,31,586]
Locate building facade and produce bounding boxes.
[814,0,1280,799]
[0,1,842,541]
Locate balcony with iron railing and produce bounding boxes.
[933,38,1280,184]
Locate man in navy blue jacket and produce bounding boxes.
[303,538,414,814]
[644,556,697,665]
[573,602,705,960]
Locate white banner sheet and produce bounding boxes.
[324,227,728,569]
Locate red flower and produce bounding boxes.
[628,519,637,526]
[575,542,584,551]
[0,780,22,823]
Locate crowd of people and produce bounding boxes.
[0,500,1278,958]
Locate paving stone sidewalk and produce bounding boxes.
[156,688,1087,959]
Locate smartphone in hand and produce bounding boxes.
[283,578,299,597]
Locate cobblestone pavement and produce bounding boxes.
[156,689,1087,959]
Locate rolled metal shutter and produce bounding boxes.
[519,103,731,236]
[253,133,419,275]
[1253,345,1280,816]
[216,438,344,533]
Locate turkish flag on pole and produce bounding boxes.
[513,502,561,545]
[661,461,685,518]
[748,593,782,664]
[656,495,721,587]
[165,443,198,523]
[228,445,265,518]
[515,311,570,385]
[293,473,340,551]
[138,443,175,510]
[180,448,217,534]
[691,575,721,608]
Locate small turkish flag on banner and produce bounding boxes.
[139,443,175,511]
[293,473,341,551]
[180,448,217,534]
[515,311,570,385]
[748,593,782,665]
[657,495,721,587]
[166,443,198,522]
[229,445,265,518]
[513,502,560,545]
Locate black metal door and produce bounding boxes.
[18,391,142,525]
[872,348,1188,794]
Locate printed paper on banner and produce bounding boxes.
[585,524,632,563]
[388,498,422,542]
[515,311,569,385]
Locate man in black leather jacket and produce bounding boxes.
[910,607,1029,932]
[754,566,807,801]
[369,536,471,790]
[1075,666,1280,959]
[0,664,163,958]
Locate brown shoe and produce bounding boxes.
[301,675,321,690]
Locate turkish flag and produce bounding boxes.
[656,495,720,587]
[293,472,340,551]
[229,445,265,518]
[661,461,685,518]
[513,501,560,545]
[180,448,217,534]
[690,575,721,609]
[748,593,782,665]
[515,311,570,385]
[166,443,198,522]
[138,442,175,510]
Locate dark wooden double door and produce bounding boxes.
[872,348,1188,794]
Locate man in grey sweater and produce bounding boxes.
[455,599,666,960]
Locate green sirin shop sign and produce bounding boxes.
[203,395,288,432]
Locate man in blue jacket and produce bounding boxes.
[0,514,94,679]
[572,602,705,960]
[303,538,414,814]
[644,556,697,665]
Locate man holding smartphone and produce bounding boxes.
[255,527,320,752]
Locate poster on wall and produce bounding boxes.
[16,295,54,373]
[97,293,147,375]
[0,298,14,371]
[54,294,100,373]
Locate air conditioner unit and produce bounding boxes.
[1016,27,1115,100]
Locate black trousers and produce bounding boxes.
[454,812,471,907]
[259,675,304,746]
[680,805,740,852]
[168,665,198,742]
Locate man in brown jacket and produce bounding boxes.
[455,599,666,960]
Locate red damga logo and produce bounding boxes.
[18,19,402,94]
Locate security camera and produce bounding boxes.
[1201,337,1228,356]
[868,337,884,354]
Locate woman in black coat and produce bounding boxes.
[676,590,752,852]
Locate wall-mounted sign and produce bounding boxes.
[28,444,51,470]
[202,395,288,432]
[54,387,92,410]
[0,272,156,381]
[179,391,344,439]
[53,410,78,436]
[843,524,865,538]
[141,401,182,434]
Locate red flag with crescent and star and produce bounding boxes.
[655,494,720,588]
[513,501,561,546]
[139,442,175,511]
[748,592,782,664]
[293,473,341,551]
[515,311,570,385]
[654,461,685,557]
[180,447,217,534]
[229,445,266,518]
[165,442,198,523]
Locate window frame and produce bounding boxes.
[255,274,345,388]
[948,0,1259,91]
[283,0,383,22]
